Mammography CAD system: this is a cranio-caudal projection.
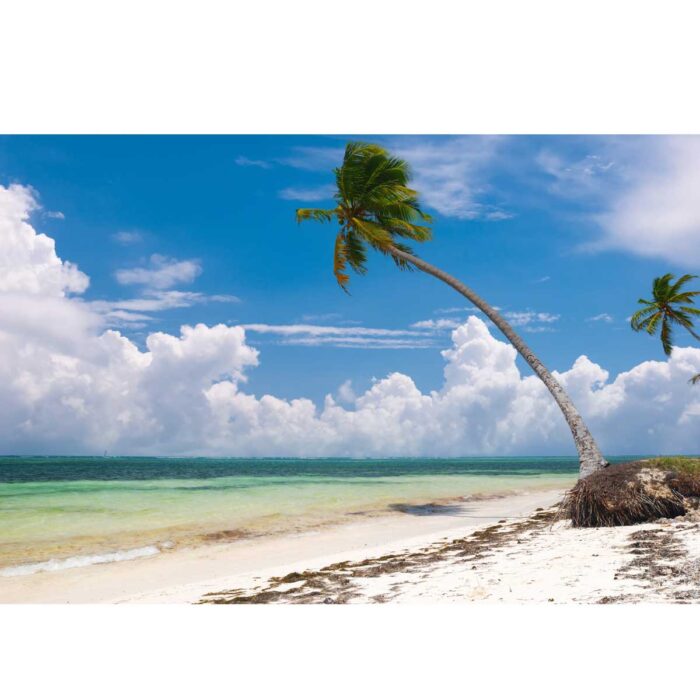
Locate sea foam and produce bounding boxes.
[0,545,161,577]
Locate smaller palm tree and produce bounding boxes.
[631,274,700,379]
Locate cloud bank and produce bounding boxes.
[1,182,699,457]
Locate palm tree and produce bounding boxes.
[631,274,700,385]
[296,142,609,478]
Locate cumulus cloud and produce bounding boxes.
[1,181,699,457]
[115,254,202,289]
[0,185,89,296]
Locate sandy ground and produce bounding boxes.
[3,487,700,604]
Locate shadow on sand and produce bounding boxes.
[387,502,465,517]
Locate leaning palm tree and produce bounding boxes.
[631,274,700,386]
[296,142,608,478]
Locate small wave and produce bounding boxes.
[0,545,162,577]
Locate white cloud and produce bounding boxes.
[278,146,344,171]
[90,291,240,328]
[45,210,65,220]
[280,336,435,350]
[537,150,615,197]
[243,322,434,349]
[537,136,700,267]
[1,182,699,457]
[115,254,202,289]
[595,136,700,266]
[412,309,559,334]
[588,313,614,323]
[278,185,335,201]
[235,156,271,169]
[504,311,560,329]
[0,184,88,296]
[243,323,427,338]
[411,318,461,330]
[113,231,143,245]
[391,136,511,220]
[336,379,356,404]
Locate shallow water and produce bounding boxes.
[0,456,633,575]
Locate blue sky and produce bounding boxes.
[0,135,687,405]
[1,135,700,457]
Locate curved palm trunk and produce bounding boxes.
[389,245,608,478]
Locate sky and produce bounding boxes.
[0,135,699,456]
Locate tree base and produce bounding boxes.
[565,461,700,527]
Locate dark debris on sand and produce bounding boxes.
[199,508,557,604]
[599,513,700,603]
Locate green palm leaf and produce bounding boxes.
[295,141,433,291]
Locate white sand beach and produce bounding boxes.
[2,486,699,604]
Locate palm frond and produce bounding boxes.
[668,273,698,296]
[646,311,663,337]
[660,317,674,356]
[345,231,368,275]
[630,306,656,331]
[333,233,350,292]
[296,208,337,224]
[351,218,393,252]
[378,217,433,242]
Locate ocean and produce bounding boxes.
[0,456,630,577]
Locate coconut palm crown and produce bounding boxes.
[630,273,700,356]
[296,142,432,291]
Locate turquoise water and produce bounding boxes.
[0,456,630,575]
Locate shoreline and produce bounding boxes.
[0,488,562,603]
[5,482,700,604]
